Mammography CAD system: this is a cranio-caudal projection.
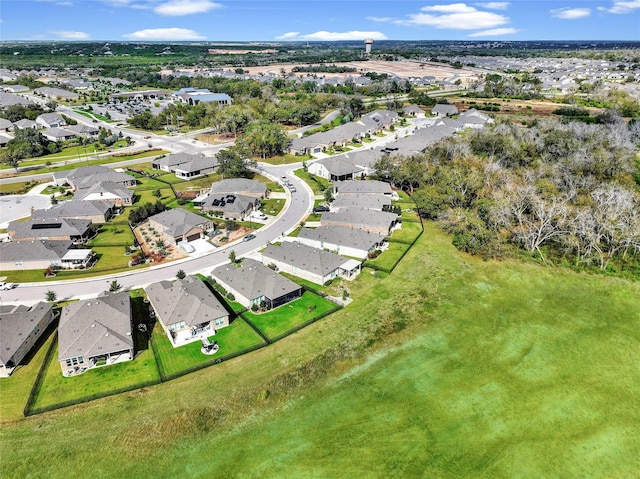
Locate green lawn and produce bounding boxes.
[152,318,265,378]
[390,221,423,243]
[1,223,639,478]
[365,241,411,271]
[0,326,56,422]
[261,197,285,216]
[0,180,45,195]
[30,340,159,411]
[259,153,310,165]
[243,291,337,340]
[87,224,135,247]
[294,170,331,194]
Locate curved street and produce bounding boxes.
[0,109,424,305]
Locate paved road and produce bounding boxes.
[0,163,310,305]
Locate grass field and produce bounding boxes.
[243,291,336,340]
[0,223,638,478]
[390,221,422,243]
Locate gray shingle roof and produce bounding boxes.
[58,292,133,361]
[13,119,37,129]
[145,276,228,329]
[0,240,72,263]
[334,180,393,195]
[332,194,392,210]
[32,201,111,221]
[211,259,301,304]
[53,165,135,189]
[297,226,386,251]
[262,242,350,276]
[0,302,53,366]
[8,217,92,239]
[209,178,266,197]
[198,193,255,214]
[148,208,209,238]
[75,181,134,202]
[320,208,398,232]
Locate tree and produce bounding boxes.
[235,121,288,159]
[323,187,334,203]
[176,269,186,280]
[217,148,254,179]
[109,280,122,293]
[228,250,237,264]
[45,290,57,302]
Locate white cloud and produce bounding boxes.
[398,3,510,30]
[154,0,222,16]
[468,27,519,36]
[123,27,206,40]
[476,2,510,9]
[275,32,300,40]
[366,16,395,22]
[421,3,478,13]
[551,7,591,19]
[597,0,640,13]
[49,30,90,39]
[298,31,388,41]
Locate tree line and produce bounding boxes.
[375,117,640,275]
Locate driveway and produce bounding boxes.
[0,195,51,228]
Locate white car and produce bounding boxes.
[0,281,16,291]
[250,211,268,220]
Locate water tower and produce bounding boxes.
[364,38,373,54]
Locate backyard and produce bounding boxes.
[243,291,337,340]
[151,318,266,378]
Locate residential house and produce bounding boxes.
[0,135,10,147]
[211,259,302,310]
[402,105,425,117]
[431,104,459,117]
[307,156,365,181]
[206,178,268,199]
[7,218,94,243]
[261,242,361,285]
[147,208,212,245]
[32,200,114,224]
[289,226,387,260]
[320,208,399,235]
[34,87,79,101]
[53,165,136,190]
[331,193,392,212]
[195,193,259,220]
[13,119,38,130]
[0,92,34,108]
[0,302,55,377]
[36,113,67,129]
[333,179,394,197]
[434,116,464,131]
[458,108,493,129]
[0,118,14,134]
[145,276,229,347]
[58,292,134,376]
[74,181,134,207]
[2,85,29,93]
[152,152,218,179]
[42,127,77,142]
[65,124,99,138]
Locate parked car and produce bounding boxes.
[250,211,268,220]
[313,205,330,213]
[0,281,16,290]
[287,184,297,192]
[242,234,256,242]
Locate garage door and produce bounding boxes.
[186,233,200,242]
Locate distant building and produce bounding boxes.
[172,88,232,106]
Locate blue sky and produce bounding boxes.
[1,0,639,42]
